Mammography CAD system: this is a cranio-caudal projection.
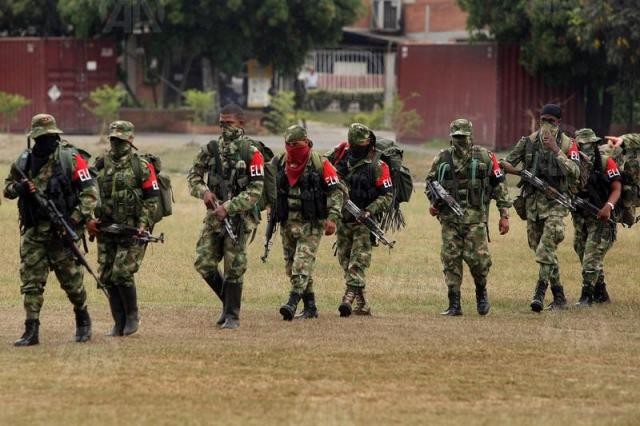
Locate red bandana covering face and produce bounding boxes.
[285,143,311,186]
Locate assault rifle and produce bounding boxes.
[344,200,395,248]
[260,212,277,262]
[425,180,464,217]
[98,223,165,244]
[15,167,108,300]
[572,197,616,225]
[519,170,574,210]
[217,170,239,245]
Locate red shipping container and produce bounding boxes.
[397,43,585,149]
[0,37,118,134]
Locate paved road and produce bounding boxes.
[60,121,435,154]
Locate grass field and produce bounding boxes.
[0,135,639,425]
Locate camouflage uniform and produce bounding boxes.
[572,128,621,305]
[502,119,581,311]
[326,123,393,317]
[94,121,160,336]
[188,125,265,329]
[274,125,346,320]
[426,119,511,316]
[3,114,98,345]
[617,134,640,226]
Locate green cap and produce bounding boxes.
[348,123,371,146]
[575,128,601,144]
[28,113,63,139]
[449,118,472,136]
[284,124,307,143]
[108,120,135,141]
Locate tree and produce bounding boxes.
[0,91,30,133]
[85,84,127,139]
[458,0,640,135]
[56,0,362,107]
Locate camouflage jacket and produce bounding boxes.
[187,135,265,230]
[94,151,160,229]
[427,146,511,224]
[4,141,99,228]
[504,131,580,220]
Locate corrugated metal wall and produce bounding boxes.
[397,43,498,147]
[0,38,117,134]
[496,44,584,150]
[396,42,585,149]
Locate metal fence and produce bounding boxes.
[305,49,385,92]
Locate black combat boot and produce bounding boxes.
[106,287,125,337]
[546,284,567,310]
[475,286,490,316]
[594,281,610,304]
[338,286,357,317]
[295,292,319,319]
[119,286,139,336]
[280,292,302,321]
[353,288,371,316]
[530,280,548,313]
[576,283,594,307]
[14,319,40,347]
[204,270,225,325]
[441,289,462,316]
[74,307,92,342]
[221,282,242,329]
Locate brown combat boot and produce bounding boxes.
[338,286,357,317]
[353,287,371,316]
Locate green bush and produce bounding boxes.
[0,91,30,132]
[345,94,423,135]
[86,85,127,136]
[265,91,297,134]
[307,90,334,111]
[184,89,216,125]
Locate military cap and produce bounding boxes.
[348,123,372,146]
[449,118,473,136]
[541,104,562,119]
[28,113,63,139]
[284,124,307,143]
[575,128,601,144]
[108,120,135,141]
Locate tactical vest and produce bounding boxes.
[336,155,379,211]
[205,138,254,202]
[579,150,615,214]
[275,152,327,223]
[16,147,78,230]
[96,154,144,224]
[523,132,571,192]
[436,147,492,210]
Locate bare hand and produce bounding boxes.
[21,179,36,194]
[213,204,228,221]
[605,136,623,148]
[499,217,510,235]
[86,219,100,237]
[203,190,217,210]
[324,220,337,236]
[429,206,439,217]
[597,204,612,222]
[138,224,146,235]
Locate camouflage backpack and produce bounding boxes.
[617,136,640,227]
[327,136,413,231]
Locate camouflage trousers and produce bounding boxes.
[527,215,565,284]
[194,211,251,285]
[337,221,371,288]
[281,220,323,295]
[19,223,88,320]
[572,214,616,286]
[97,236,147,288]
[440,221,491,293]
